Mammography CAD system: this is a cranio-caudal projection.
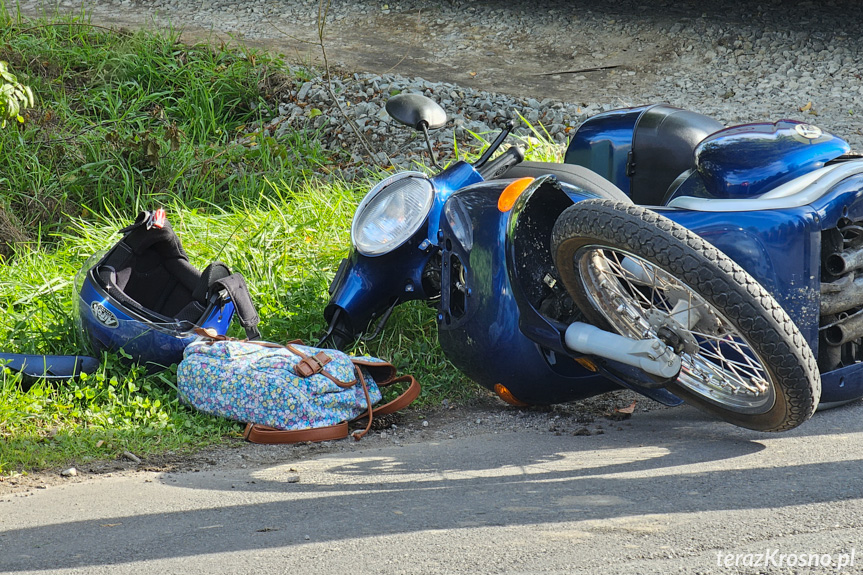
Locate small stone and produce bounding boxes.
[60,467,78,477]
[422,420,429,427]
[297,82,312,101]
[122,451,141,464]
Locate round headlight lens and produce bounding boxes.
[352,172,434,256]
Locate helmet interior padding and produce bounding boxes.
[95,212,231,324]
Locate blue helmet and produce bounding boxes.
[74,210,260,370]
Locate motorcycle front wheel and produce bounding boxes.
[551,200,820,432]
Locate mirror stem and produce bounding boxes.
[421,122,441,169]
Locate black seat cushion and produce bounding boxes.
[629,105,724,206]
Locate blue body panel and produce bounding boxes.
[693,121,851,199]
[625,179,863,405]
[563,106,646,195]
[427,161,484,244]
[655,207,821,348]
[565,107,850,203]
[435,183,624,405]
[436,180,684,406]
[326,223,439,333]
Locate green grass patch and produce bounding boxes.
[0,5,336,256]
[0,6,554,476]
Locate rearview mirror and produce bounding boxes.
[385,93,447,130]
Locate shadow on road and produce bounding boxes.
[4,404,863,571]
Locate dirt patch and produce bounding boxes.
[16,0,680,107]
[0,389,661,495]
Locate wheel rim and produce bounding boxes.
[574,245,776,414]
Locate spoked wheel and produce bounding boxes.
[551,200,820,432]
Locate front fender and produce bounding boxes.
[436,179,623,405]
[323,240,438,347]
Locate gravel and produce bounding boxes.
[260,70,594,175]
[17,0,863,177]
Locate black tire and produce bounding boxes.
[551,199,820,432]
[501,161,633,204]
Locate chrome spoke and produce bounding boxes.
[577,245,774,412]
[695,346,764,379]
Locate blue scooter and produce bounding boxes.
[321,93,863,432]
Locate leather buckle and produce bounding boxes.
[295,351,332,377]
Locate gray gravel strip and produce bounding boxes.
[17,0,863,177]
[260,70,599,176]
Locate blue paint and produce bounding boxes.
[564,106,646,195]
[694,121,850,199]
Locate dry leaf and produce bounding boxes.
[799,101,812,112]
[616,400,637,414]
[605,400,637,421]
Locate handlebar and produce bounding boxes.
[476,145,525,180]
[473,120,515,170]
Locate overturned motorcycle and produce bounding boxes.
[320,93,863,432]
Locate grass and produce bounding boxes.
[0,7,496,475]
[0,5,335,253]
[0,190,476,473]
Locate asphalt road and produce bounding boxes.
[2,402,863,574]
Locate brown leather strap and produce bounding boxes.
[243,422,349,444]
[284,342,355,388]
[350,369,375,441]
[241,375,422,445]
[371,375,421,416]
[294,351,333,377]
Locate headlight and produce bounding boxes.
[352,171,434,256]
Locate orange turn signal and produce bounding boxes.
[494,383,529,406]
[497,177,534,212]
[575,357,598,372]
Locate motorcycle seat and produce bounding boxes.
[628,105,724,206]
[502,161,632,204]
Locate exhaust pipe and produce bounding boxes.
[826,246,863,276]
[564,322,681,379]
[821,275,863,315]
[823,311,863,346]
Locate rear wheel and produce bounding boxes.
[551,200,820,432]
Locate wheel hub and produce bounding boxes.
[644,309,700,354]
